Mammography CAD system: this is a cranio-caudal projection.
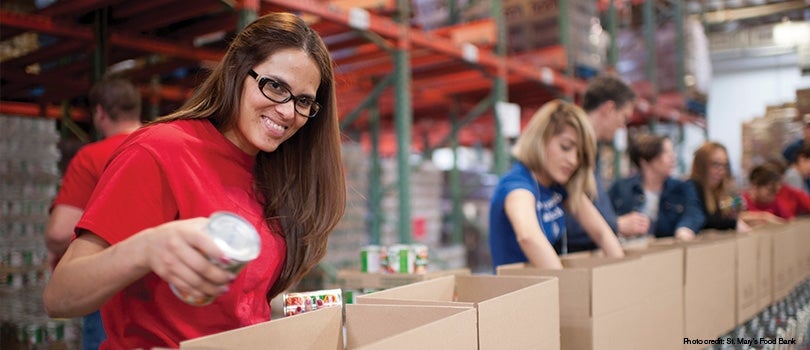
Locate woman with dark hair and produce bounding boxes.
[687,142,783,232]
[609,134,705,241]
[743,161,810,220]
[43,13,346,349]
[489,100,624,270]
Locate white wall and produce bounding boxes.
[707,52,810,181]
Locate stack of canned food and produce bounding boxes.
[0,242,49,289]
[360,244,429,274]
[0,116,77,349]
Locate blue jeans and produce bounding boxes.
[82,310,106,350]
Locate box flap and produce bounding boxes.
[498,263,591,319]
[357,275,456,302]
[625,246,684,296]
[683,239,736,341]
[335,268,471,290]
[346,304,477,350]
[735,233,759,324]
[455,275,553,303]
[476,277,560,350]
[179,306,341,350]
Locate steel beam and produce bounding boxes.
[0,10,223,62]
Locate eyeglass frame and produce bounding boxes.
[247,69,321,118]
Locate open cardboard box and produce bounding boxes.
[356,274,559,350]
[497,255,646,350]
[178,303,477,350]
[734,232,760,325]
[651,233,737,349]
[334,268,471,290]
[622,246,685,350]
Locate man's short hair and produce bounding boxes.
[582,75,636,113]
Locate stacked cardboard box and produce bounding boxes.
[616,17,711,97]
[503,0,606,72]
[741,106,801,178]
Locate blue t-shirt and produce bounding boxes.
[489,162,568,269]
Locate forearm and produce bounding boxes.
[44,233,150,317]
[44,205,84,258]
[517,235,563,269]
[572,198,625,258]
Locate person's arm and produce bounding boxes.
[568,195,624,258]
[43,217,234,318]
[616,212,651,237]
[503,189,563,269]
[794,186,810,216]
[44,205,84,269]
[675,181,706,240]
[738,210,786,226]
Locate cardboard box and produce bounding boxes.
[179,303,478,350]
[772,226,798,301]
[734,233,760,325]
[497,257,645,350]
[357,275,559,350]
[179,306,341,349]
[753,229,774,312]
[679,236,737,348]
[334,268,470,290]
[624,247,685,350]
[798,219,810,281]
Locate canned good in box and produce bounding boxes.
[360,245,381,273]
[387,244,415,274]
[282,288,342,316]
[171,211,261,306]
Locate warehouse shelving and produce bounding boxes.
[0,0,707,257]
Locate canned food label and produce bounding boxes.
[360,245,381,273]
[283,288,342,317]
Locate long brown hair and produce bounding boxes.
[690,142,732,214]
[155,12,346,300]
[512,99,597,209]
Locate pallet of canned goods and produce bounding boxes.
[360,244,429,275]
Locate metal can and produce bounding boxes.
[45,320,64,342]
[412,244,429,274]
[387,244,415,274]
[360,245,381,273]
[25,322,43,345]
[171,211,261,306]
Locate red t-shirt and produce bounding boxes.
[77,119,286,350]
[52,133,131,210]
[743,184,810,219]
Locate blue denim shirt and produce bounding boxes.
[561,171,618,253]
[608,174,705,238]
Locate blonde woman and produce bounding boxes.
[488,99,624,270]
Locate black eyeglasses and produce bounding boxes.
[247,69,321,118]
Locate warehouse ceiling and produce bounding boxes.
[0,0,806,151]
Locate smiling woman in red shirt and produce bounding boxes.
[43,12,346,350]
